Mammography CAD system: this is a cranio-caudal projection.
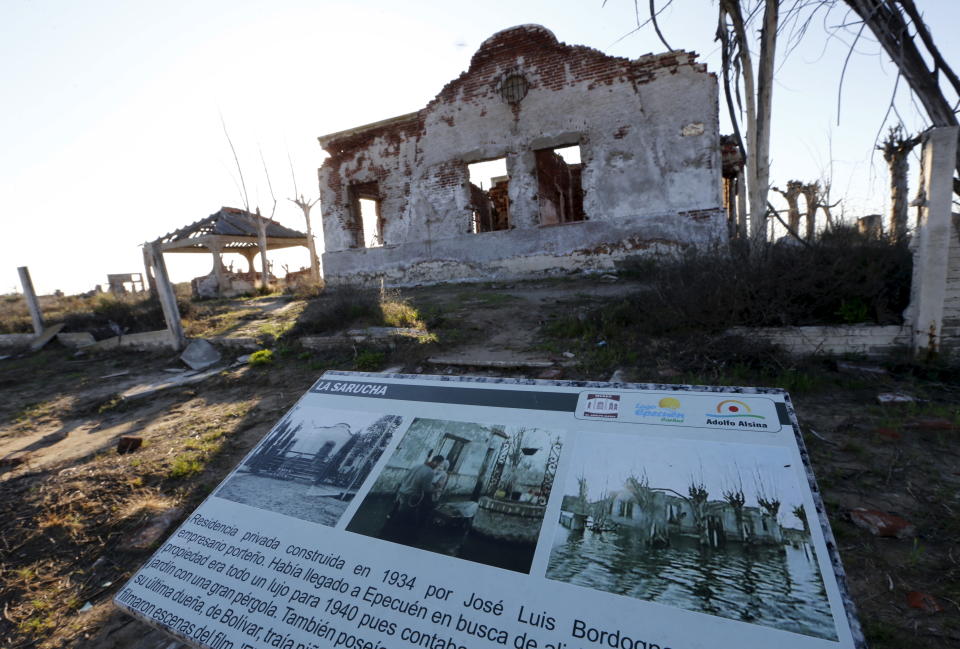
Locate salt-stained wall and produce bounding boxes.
[318,25,725,285]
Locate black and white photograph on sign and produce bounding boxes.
[546,435,837,640]
[215,406,403,526]
[346,418,564,573]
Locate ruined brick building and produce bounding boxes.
[317,25,725,285]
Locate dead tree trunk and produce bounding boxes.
[772,181,803,234]
[255,208,269,288]
[879,126,920,241]
[801,183,819,240]
[718,0,779,243]
[290,194,321,283]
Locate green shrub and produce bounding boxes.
[354,349,386,371]
[248,349,274,366]
[615,226,912,333]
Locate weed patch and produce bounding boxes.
[249,350,274,366]
[291,286,426,337]
[354,349,386,371]
[168,454,205,479]
[616,227,911,332]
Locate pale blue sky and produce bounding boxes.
[2,0,957,294]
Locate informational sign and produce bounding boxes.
[115,372,864,649]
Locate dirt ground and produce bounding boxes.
[1,276,958,649]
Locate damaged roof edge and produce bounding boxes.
[317,111,420,149]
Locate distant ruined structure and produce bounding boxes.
[560,482,795,549]
[317,25,725,285]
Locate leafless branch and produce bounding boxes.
[648,0,673,51]
[220,112,249,213]
[835,19,869,125]
[259,146,277,220]
[768,201,812,247]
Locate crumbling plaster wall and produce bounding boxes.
[319,25,725,285]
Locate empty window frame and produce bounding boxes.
[347,181,384,248]
[535,144,585,225]
[467,158,510,233]
[434,434,468,472]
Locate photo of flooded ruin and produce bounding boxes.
[215,407,403,526]
[346,418,563,573]
[546,435,837,640]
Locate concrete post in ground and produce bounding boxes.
[907,125,959,357]
[146,241,186,350]
[142,244,158,295]
[17,266,45,334]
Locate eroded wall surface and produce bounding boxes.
[318,24,725,285]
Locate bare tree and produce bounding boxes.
[878,125,921,240]
[772,180,804,234]
[577,474,590,507]
[715,0,780,243]
[754,470,781,523]
[220,115,275,289]
[687,476,710,545]
[722,471,748,542]
[800,181,838,239]
[288,153,321,284]
[792,503,810,534]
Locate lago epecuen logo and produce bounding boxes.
[633,397,684,423]
[706,399,768,428]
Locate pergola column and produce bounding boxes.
[207,240,227,297]
[239,249,257,275]
[146,241,186,350]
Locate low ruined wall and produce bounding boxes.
[0,333,33,348]
[728,325,909,358]
[323,209,724,286]
[940,214,960,358]
[470,496,545,544]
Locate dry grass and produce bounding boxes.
[0,286,192,336]
[291,286,425,336]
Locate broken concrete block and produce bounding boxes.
[0,333,33,348]
[904,417,957,431]
[538,367,564,380]
[123,507,184,550]
[90,330,173,350]
[57,332,96,349]
[907,591,944,613]
[849,508,916,538]
[116,436,143,454]
[836,360,889,376]
[121,365,224,401]
[877,392,917,404]
[426,356,554,369]
[212,336,261,351]
[300,335,351,350]
[180,339,221,370]
[30,323,65,351]
[874,427,902,441]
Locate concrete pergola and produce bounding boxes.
[147,207,309,297]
